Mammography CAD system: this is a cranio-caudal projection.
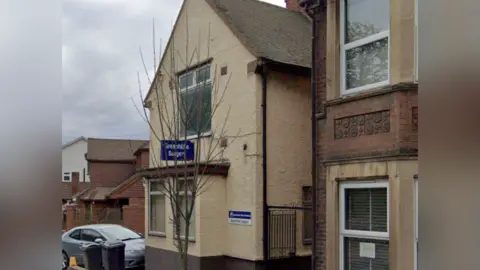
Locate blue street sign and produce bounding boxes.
[160,140,194,161]
[228,211,252,226]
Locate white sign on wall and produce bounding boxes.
[359,242,376,259]
[228,210,252,226]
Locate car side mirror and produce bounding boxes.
[94,238,104,244]
[139,233,144,238]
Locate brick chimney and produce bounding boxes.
[71,172,79,196]
[285,0,299,11]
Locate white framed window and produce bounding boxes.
[339,180,389,270]
[178,64,212,139]
[340,0,390,95]
[149,180,166,236]
[174,178,196,241]
[414,178,418,270]
[63,172,72,182]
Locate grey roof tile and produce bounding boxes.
[207,0,312,68]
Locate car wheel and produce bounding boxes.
[62,251,69,270]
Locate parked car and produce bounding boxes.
[61,224,145,270]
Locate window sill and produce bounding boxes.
[62,180,72,183]
[148,232,166,238]
[182,131,212,141]
[341,80,390,96]
[173,235,196,243]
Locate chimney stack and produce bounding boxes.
[71,172,79,196]
[285,0,299,11]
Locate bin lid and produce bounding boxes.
[101,240,126,248]
[80,242,101,250]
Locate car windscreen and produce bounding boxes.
[98,226,142,241]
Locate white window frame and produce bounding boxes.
[62,172,72,182]
[173,178,196,241]
[178,64,212,140]
[339,0,391,95]
[148,179,166,237]
[414,178,418,270]
[339,180,390,270]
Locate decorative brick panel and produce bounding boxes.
[334,110,390,139]
[323,86,418,162]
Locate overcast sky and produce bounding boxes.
[62,0,285,144]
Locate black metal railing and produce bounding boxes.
[267,207,297,260]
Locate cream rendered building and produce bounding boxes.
[142,0,314,269]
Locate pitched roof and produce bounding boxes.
[133,141,150,156]
[107,170,147,199]
[78,187,117,201]
[62,136,87,149]
[145,0,312,102]
[86,138,149,161]
[207,0,312,68]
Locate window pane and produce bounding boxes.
[150,195,165,233]
[177,179,194,193]
[196,66,210,84]
[345,0,390,43]
[344,237,389,270]
[345,188,387,232]
[178,196,195,238]
[346,38,388,90]
[81,229,102,242]
[179,73,194,89]
[179,84,212,137]
[371,188,388,231]
[150,181,164,192]
[70,229,81,240]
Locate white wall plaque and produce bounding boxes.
[359,242,376,259]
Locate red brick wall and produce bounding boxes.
[140,151,149,168]
[118,180,145,199]
[285,0,298,11]
[323,88,418,161]
[89,161,136,188]
[122,198,145,234]
[135,150,150,170]
[314,6,327,270]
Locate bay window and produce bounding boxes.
[340,181,389,270]
[340,0,390,94]
[178,64,212,138]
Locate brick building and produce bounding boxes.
[70,138,151,234]
[301,0,418,269]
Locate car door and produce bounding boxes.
[63,229,85,262]
[75,229,107,264]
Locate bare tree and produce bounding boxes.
[133,17,238,270]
